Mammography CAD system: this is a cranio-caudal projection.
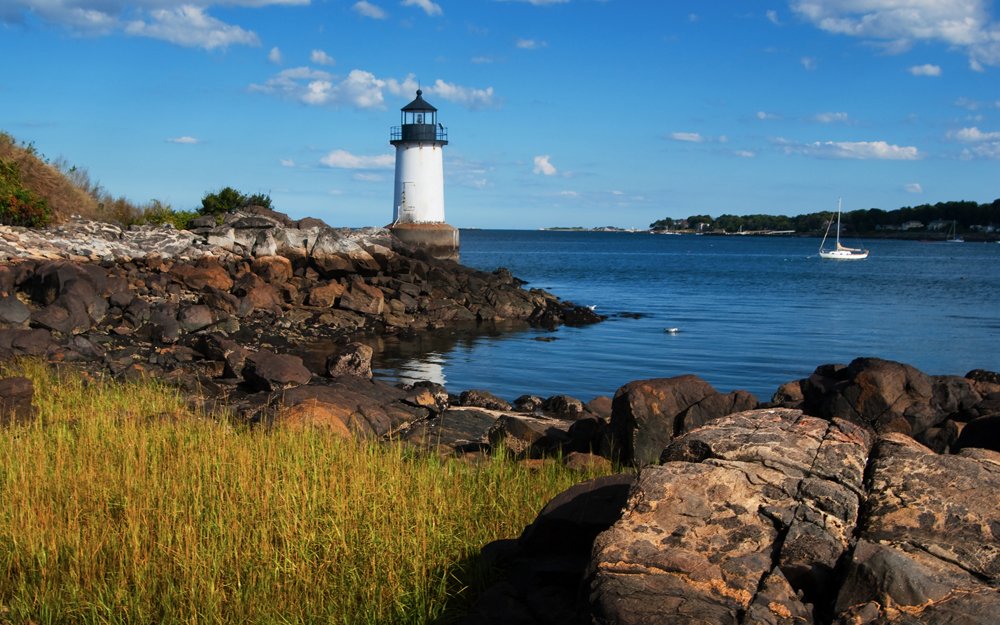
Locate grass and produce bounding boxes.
[1,131,196,228]
[0,360,607,624]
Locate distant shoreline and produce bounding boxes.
[535,227,1000,242]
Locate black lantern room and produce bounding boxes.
[390,89,448,146]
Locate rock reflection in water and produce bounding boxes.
[356,320,538,388]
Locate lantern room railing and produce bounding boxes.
[390,124,448,144]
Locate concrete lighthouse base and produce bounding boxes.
[390,222,460,261]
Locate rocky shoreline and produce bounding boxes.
[1,213,998,624]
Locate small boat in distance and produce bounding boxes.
[819,198,869,260]
[947,220,965,243]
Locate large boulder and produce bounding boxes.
[609,375,758,466]
[834,434,1000,623]
[591,408,872,624]
[268,377,429,437]
[953,414,1000,453]
[461,474,635,625]
[798,358,984,438]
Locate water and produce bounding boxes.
[370,230,1000,402]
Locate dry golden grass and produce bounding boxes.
[0,133,99,223]
[0,360,609,624]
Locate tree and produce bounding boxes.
[200,187,272,216]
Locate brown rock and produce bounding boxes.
[251,255,293,284]
[835,434,1000,623]
[273,398,352,437]
[307,281,345,307]
[610,375,759,466]
[0,376,34,425]
[591,409,872,624]
[338,279,384,315]
[169,259,233,291]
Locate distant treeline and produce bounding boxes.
[649,199,1000,234]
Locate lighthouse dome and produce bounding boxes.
[401,89,437,113]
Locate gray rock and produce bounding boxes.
[177,305,214,332]
[242,350,312,391]
[325,342,373,378]
[0,295,30,326]
[460,389,512,411]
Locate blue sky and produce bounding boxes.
[2,1,999,229]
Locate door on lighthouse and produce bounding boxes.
[399,182,416,221]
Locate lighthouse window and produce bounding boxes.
[416,114,424,124]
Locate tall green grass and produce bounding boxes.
[0,361,606,624]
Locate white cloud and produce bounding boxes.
[2,1,308,48]
[766,9,781,25]
[124,6,260,49]
[425,78,495,109]
[353,172,385,182]
[909,63,942,76]
[949,126,1000,141]
[558,190,579,197]
[734,150,756,158]
[251,68,493,110]
[402,0,442,17]
[320,149,394,169]
[670,132,705,143]
[471,56,495,64]
[268,46,282,63]
[280,158,296,167]
[533,155,557,176]
[503,0,570,4]
[800,56,817,70]
[353,1,386,19]
[516,38,546,49]
[167,136,199,144]
[311,49,335,66]
[904,183,923,193]
[814,111,849,123]
[756,111,780,120]
[791,0,1000,68]
[950,126,1000,158]
[962,143,1000,158]
[781,139,920,160]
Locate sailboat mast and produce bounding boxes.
[836,198,842,246]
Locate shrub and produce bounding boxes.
[138,200,197,230]
[200,186,272,216]
[0,159,52,227]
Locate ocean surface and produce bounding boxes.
[368,230,1000,402]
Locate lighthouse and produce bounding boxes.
[389,89,459,260]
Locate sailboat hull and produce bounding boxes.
[819,249,869,260]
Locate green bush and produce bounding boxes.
[0,160,52,227]
[138,199,197,230]
[200,186,272,217]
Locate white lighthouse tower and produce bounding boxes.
[389,89,459,260]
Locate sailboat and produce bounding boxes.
[819,199,869,260]
[947,220,965,243]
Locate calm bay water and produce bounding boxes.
[370,230,1000,402]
